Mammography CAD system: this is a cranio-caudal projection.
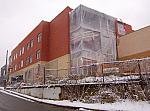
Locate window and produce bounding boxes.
[36,49,40,60]
[11,56,13,61]
[29,55,32,63]
[26,39,34,51]
[14,55,16,60]
[26,56,32,65]
[30,39,34,48]
[15,53,18,59]
[21,60,23,68]
[26,57,30,65]
[22,47,24,54]
[14,64,17,71]
[37,33,42,43]
[27,42,30,50]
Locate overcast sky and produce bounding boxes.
[0,0,150,67]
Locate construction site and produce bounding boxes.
[6,5,150,104]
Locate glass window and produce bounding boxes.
[19,49,22,56]
[37,33,42,43]
[30,39,34,48]
[15,53,18,59]
[27,42,30,50]
[26,57,29,65]
[11,56,13,61]
[14,64,17,71]
[21,60,23,67]
[14,55,16,60]
[29,55,32,63]
[22,47,24,54]
[36,49,40,60]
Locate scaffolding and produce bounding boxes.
[70,5,117,76]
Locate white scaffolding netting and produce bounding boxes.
[70,5,117,75]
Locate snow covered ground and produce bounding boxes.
[0,87,4,90]
[57,75,141,85]
[78,75,140,83]
[0,87,149,111]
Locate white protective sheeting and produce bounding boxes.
[117,22,126,35]
[70,5,117,75]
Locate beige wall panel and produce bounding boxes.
[47,59,58,69]
[119,50,150,60]
[9,55,70,82]
[58,54,70,78]
[118,26,150,59]
[46,54,70,78]
[58,54,70,70]
[9,61,47,82]
[47,54,70,70]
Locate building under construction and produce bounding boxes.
[8,5,143,85]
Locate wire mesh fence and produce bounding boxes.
[8,58,150,102]
[24,58,150,85]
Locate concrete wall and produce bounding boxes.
[118,26,150,60]
[30,88,43,98]
[15,87,61,100]
[43,87,61,99]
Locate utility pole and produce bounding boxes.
[6,50,8,79]
[4,50,8,89]
[43,67,46,85]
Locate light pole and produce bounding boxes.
[4,50,8,89]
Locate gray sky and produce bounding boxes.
[0,0,150,67]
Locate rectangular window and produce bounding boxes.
[29,55,32,63]
[22,47,24,54]
[36,49,40,60]
[26,57,29,65]
[21,60,23,68]
[27,42,30,50]
[14,55,16,60]
[15,53,18,59]
[14,64,17,71]
[11,55,13,61]
[30,39,34,48]
[37,33,42,43]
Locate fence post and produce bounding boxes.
[138,60,142,80]
[43,67,46,85]
[102,64,104,83]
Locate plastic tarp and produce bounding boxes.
[70,5,117,75]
